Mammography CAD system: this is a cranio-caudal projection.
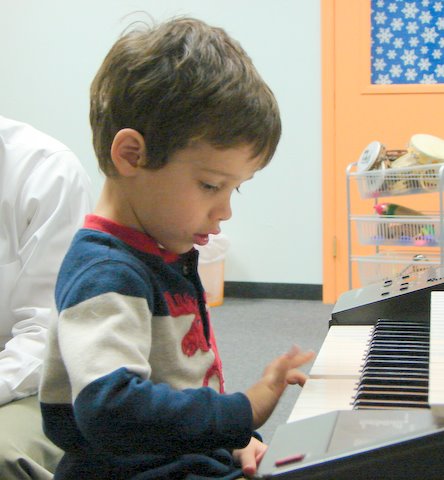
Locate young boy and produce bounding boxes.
[40,17,314,479]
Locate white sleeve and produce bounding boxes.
[0,150,93,405]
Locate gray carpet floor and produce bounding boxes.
[210,297,334,444]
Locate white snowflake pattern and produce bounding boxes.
[419,10,433,22]
[405,67,419,79]
[374,58,388,70]
[420,73,437,81]
[387,49,398,58]
[400,49,418,64]
[375,74,393,84]
[391,17,404,30]
[394,37,405,48]
[390,64,404,76]
[375,11,388,23]
[422,26,439,40]
[418,57,432,68]
[406,21,420,33]
[372,0,444,83]
[376,27,394,42]
[402,2,420,18]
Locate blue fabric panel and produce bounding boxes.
[371,0,444,84]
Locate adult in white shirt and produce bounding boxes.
[0,116,93,478]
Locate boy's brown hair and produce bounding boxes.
[90,17,281,176]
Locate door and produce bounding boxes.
[323,0,444,303]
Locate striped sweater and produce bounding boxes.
[40,215,253,479]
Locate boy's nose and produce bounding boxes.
[213,197,232,222]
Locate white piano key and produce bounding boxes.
[287,378,357,423]
[309,325,373,379]
[429,363,444,417]
[429,292,444,417]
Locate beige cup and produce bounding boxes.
[409,134,444,165]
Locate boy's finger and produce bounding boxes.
[288,350,316,368]
[286,369,309,386]
[240,450,258,477]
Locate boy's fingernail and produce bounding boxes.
[288,345,300,355]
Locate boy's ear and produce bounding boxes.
[111,129,146,176]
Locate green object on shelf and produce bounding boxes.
[374,202,423,216]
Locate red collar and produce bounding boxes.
[84,214,181,263]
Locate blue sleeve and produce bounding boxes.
[74,368,253,455]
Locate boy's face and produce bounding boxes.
[124,141,261,254]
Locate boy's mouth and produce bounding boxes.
[193,234,210,246]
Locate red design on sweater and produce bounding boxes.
[182,315,210,356]
[203,360,223,390]
[164,292,224,393]
[164,292,208,356]
[164,292,197,317]
[205,323,224,393]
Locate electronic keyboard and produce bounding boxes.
[257,266,444,479]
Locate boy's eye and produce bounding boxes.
[200,182,242,194]
[200,182,220,192]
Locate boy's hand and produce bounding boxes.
[245,345,315,429]
[232,436,267,478]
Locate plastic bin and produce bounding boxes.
[350,163,444,199]
[352,214,440,246]
[196,234,230,307]
[353,251,440,285]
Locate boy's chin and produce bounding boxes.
[162,242,194,255]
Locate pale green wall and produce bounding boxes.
[0,0,321,285]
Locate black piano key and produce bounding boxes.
[356,384,428,393]
[372,330,429,338]
[361,365,428,373]
[353,399,430,410]
[364,348,429,360]
[374,323,429,330]
[364,357,429,366]
[374,320,428,327]
[370,338,429,344]
[354,401,429,410]
[369,334,429,343]
[360,369,428,377]
[372,321,429,331]
[364,358,429,369]
[370,338,428,344]
[365,350,429,358]
[367,344,429,353]
[351,315,433,412]
[359,375,428,388]
[369,340,429,348]
[375,320,427,327]
[355,390,428,401]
